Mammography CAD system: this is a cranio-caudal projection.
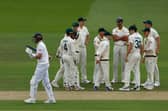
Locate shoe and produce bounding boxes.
[131,80,136,84]
[119,86,130,91]
[44,99,56,104]
[65,86,72,91]
[111,79,118,83]
[105,86,113,91]
[154,82,160,87]
[144,83,154,90]
[75,86,85,91]
[24,98,36,104]
[131,85,140,91]
[82,80,91,84]
[51,80,59,88]
[93,86,99,91]
[141,81,149,87]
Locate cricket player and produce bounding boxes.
[59,28,78,90]
[142,20,160,87]
[112,17,129,83]
[119,25,143,91]
[93,28,106,84]
[78,17,91,83]
[142,28,157,90]
[94,29,113,91]
[71,22,85,90]
[24,33,56,104]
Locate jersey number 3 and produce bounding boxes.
[135,38,141,48]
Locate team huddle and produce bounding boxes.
[24,17,160,103]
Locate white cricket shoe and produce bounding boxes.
[141,81,149,87]
[44,99,56,104]
[75,86,85,91]
[111,79,118,83]
[131,80,136,84]
[144,84,154,90]
[51,80,59,88]
[131,85,140,91]
[154,82,160,87]
[24,98,36,104]
[105,86,114,91]
[82,80,91,84]
[119,85,130,91]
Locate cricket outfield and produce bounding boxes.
[0,0,168,111]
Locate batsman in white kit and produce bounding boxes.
[142,20,160,87]
[112,17,129,83]
[119,25,143,91]
[24,33,56,104]
[94,28,113,91]
[142,28,157,90]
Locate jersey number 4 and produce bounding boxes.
[63,42,68,51]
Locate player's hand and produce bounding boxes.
[25,47,32,55]
[96,60,100,64]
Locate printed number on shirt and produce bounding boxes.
[134,37,141,48]
[63,41,68,51]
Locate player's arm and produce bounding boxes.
[155,37,160,55]
[85,34,90,45]
[35,53,42,59]
[125,42,133,62]
[120,35,128,42]
[112,35,120,41]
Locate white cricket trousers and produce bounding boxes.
[93,57,103,83]
[145,57,160,83]
[80,47,87,81]
[95,61,111,87]
[113,45,127,81]
[62,54,75,87]
[30,63,55,100]
[124,54,141,86]
[145,57,157,85]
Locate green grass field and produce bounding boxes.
[0,0,167,91]
[0,100,167,111]
[0,0,168,110]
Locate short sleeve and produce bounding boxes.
[124,28,129,36]
[85,27,89,35]
[153,30,159,39]
[128,36,133,43]
[112,28,117,35]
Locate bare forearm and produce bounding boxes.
[85,35,90,45]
